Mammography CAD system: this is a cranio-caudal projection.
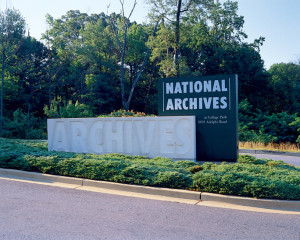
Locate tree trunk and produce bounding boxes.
[120,49,127,109]
[27,103,30,129]
[123,20,160,111]
[48,71,52,106]
[0,43,4,137]
[175,0,182,77]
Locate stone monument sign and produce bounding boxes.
[48,116,196,160]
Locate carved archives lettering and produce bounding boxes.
[48,116,196,160]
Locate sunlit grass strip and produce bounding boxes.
[239,141,300,153]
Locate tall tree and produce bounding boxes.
[146,0,208,77]
[268,62,300,113]
[0,8,25,136]
[43,11,120,113]
[107,0,159,110]
[185,1,271,109]
[16,36,49,121]
[43,11,91,104]
[79,15,120,113]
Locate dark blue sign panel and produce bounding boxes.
[158,74,238,162]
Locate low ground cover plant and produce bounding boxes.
[1,138,299,200]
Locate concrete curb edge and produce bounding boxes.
[201,192,300,211]
[0,168,299,212]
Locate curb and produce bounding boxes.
[0,168,83,185]
[83,178,200,200]
[239,149,300,157]
[0,168,299,212]
[201,192,300,211]
[0,168,200,202]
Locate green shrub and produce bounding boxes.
[173,160,199,169]
[1,138,300,200]
[218,173,250,196]
[2,109,46,140]
[98,109,156,118]
[290,117,300,143]
[44,97,94,118]
[238,155,264,164]
[112,165,157,185]
[192,171,222,193]
[244,180,300,200]
[238,99,299,144]
[26,155,60,174]
[188,165,203,174]
[105,109,147,117]
[191,169,300,200]
[0,153,19,168]
[201,162,218,170]
[154,171,191,189]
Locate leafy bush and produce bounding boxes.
[0,139,299,200]
[244,180,300,200]
[188,165,203,174]
[238,155,265,165]
[191,161,300,200]
[2,109,46,139]
[44,96,94,118]
[239,99,299,144]
[112,165,157,185]
[192,171,222,193]
[290,117,300,143]
[154,171,191,189]
[98,109,154,118]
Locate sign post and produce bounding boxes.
[158,74,238,162]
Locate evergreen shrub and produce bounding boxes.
[0,138,299,200]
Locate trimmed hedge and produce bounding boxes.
[0,138,300,200]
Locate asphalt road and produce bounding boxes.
[0,178,299,240]
[240,153,300,166]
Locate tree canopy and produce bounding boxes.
[0,1,299,139]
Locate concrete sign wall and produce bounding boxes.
[158,74,238,162]
[48,116,196,160]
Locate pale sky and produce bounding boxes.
[1,0,300,69]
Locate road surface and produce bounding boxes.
[0,178,299,240]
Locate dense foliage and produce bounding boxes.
[1,138,300,200]
[0,2,299,142]
[239,99,300,144]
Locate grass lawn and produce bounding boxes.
[239,141,300,153]
[1,138,300,200]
